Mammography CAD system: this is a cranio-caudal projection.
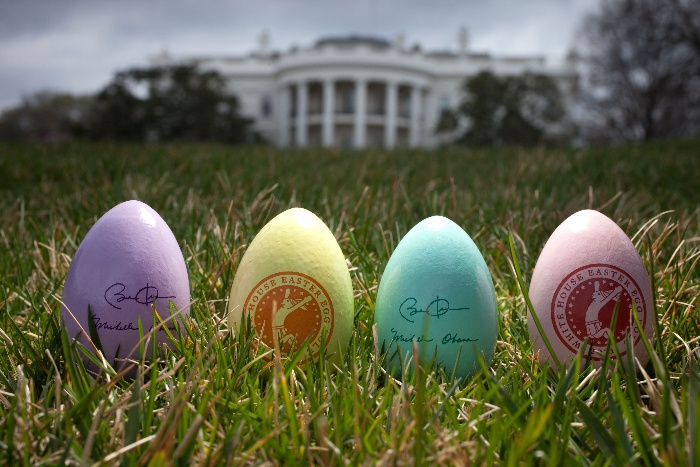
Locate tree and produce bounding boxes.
[0,92,93,142]
[578,0,700,142]
[439,71,566,147]
[87,65,252,144]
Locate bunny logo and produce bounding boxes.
[244,271,334,360]
[551,264,647,360]
[585,281,623,337]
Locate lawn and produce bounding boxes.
[1,140,699,465]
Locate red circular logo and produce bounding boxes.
[551,264,647,360]
[244,271,334,360]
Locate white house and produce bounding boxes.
[178,31,578,148]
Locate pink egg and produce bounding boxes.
[61,200,190,371]
[528,210,653,368]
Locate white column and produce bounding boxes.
[353,79,367,148]
[385,81,397,148]
[409,85,422,148]
[278,85,291,146]
[295,81,308,147]
[322,79,334,147]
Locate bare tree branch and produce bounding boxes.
[577,0,700,143]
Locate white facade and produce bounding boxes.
[191,34,578,148]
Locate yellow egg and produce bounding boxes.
[228,208,354,364]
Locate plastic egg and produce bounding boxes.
[61,200,190,370]
[228,208,354,364]
[528,210,653,367]
[374,216,498,379]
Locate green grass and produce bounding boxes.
[0,140,699,465]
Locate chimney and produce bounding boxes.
[395,33,406,51]
[258,30,270,55]
[458,27,469,55]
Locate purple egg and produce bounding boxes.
[61,200,190,371]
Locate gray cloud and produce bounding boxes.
[0,0,600,112]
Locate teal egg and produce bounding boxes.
[374,216,498,379]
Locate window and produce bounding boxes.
[261,95,272,118]
[342,87,355,114]
[440,95,451,110]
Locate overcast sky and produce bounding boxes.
[0,0,600,113]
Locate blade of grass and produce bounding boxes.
[508,232,561,368]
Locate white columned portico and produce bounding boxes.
[322,79,334,147]
[353,79,367,148]
[295,81,308,147]
[278,85,291,146]
[385,81,398,148]
[409,85,422,147]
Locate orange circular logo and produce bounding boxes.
[244,271,334,360]
[551,263,647,360]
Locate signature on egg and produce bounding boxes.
[104,282,176,310]
[389,328,479,346]
[390,327,433,343]
[91,313,138,331]
[90,312,179,333]
[399,296,469,323]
